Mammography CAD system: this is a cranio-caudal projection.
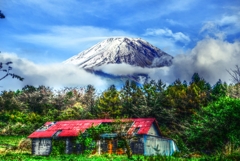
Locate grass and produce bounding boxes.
[0,135,27,152]
[0,135,26,146]
[0,136,240,161]
[0,153,196,161]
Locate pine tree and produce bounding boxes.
[96,85,122,118]
[83,85,97,116]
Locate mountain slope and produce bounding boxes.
[64,37,173,69]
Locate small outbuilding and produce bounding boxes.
[28,118,178,156]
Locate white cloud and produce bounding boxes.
[95,38,239,86]
[93,63,170,85]
[200,22,226,40]
[0,53,109,91]
[200,13,240,38]
[155,38,240,84]
[1,38,239,91]
[200,22,216,33]
[15,26,135,50]
[166,19,186,26]
[94,63,150,76]
[144,28,190,44]
[218,14,240,26]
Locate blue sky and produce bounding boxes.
[1,0,240,90]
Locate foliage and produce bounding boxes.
[120,80,146,118]
[82,85,97,116]
[186,97,240,153]
[57,102,85,120]
[96,85,123,118]
[76,119,134,158]
[0,71,240,157]
[227,83,240,98]
[1,136,240,160]
[210,79,227,101]
[18,138,31,151]
[51,139,66,156]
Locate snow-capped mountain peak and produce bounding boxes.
[63,37,173,69]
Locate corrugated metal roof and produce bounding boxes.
[28,118,159,138]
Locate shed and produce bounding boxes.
[28,118,178,156]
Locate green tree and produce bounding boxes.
[53,87,84,111]
[18,85,55,115]
[96,85,122,118]
[211,79,227,101]
[82,85,97,117]
[57,102,86,120]
[0,90,23,112]
[142,80,157,109]
[186,97,240,152]
[190,73,211,91]
[163,79,188,119]
[120,80,145,117]
[140,80,166,119]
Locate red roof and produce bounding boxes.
[28,118,160,138]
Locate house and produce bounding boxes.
[28,118,178,156]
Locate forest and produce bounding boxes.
[0,72,240,160]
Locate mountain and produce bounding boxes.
[64,37,173,84]
[64,37,173,68]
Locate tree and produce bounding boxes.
[57,102,85,120]
[227,65,240,84]
[96,85,122,118]
[227,83,240,99]
[161,75,210,133]
[18,85,54,115]
[0,62,24,81]
[211,79,227,101]
[163,79,188,119]
[54,87,84,111]
[0,90,23,112]
[120,80,145,118]
[190,73,211,91]
[140,80,165,118]
[82,85,97,117]
[186,97,240,152]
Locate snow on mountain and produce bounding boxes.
[63,37,173,84]
[63,37,173,69]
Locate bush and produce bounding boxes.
[186,97,240,153]
[18,138,31,151]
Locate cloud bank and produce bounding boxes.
[1,37,240,91]
[152,38,240,84]
[94,38,240,85]
[0,53,108,91]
